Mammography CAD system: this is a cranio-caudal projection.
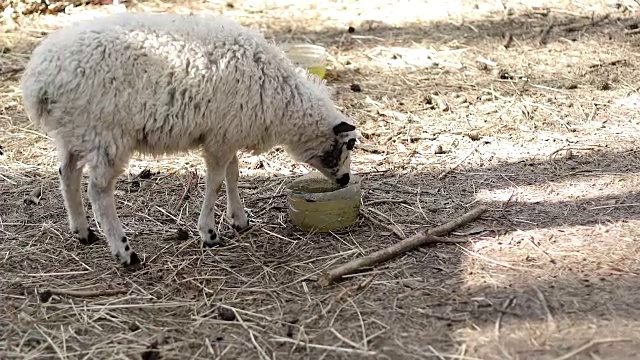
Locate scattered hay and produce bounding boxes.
[2,0,640,359]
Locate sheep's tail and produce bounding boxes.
[21,79,52,130]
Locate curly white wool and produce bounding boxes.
[21,12,357,268]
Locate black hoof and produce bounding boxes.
[203,230,225,248]
[124,252,142,271]
[225,221,253,240]
[78,228,99,245]
[231,221,252,234]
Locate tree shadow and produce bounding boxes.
[4,5,640,358]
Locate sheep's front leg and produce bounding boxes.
[59,150,98,245]
[198,155,229,247]
[87,163,141,269]
[225,155,249,232]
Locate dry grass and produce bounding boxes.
[2,0,640,359]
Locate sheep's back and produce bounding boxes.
[21,12,282,155]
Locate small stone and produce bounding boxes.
[495,69,513,80]
[432,145,445,154]
[285,318,299,338]
[424,95,434,105]
[129,321,141,332]
[435,97,449,111]
[347,26,355,33]
[562,149,573,159]
[218,306,236,321]
[141,344,160,360]
[176,228,189,241]
[128,180,141,193]
[38,290,52,303]
[452,95,468,105]
[138,169,153,179]
[465,132,481,141]
[350,83,362,92]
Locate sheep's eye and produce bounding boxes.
[346,139,356,151]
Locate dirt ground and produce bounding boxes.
[2,0,640,359]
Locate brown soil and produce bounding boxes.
[2,0,640,359]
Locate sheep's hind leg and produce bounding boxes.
[87,158,141,270]
[59,150,98,245]
[225,154,250,233]
[198,153,233,248]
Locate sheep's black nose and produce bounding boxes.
[337,173,350,187]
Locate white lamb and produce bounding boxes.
[20,12,358,269]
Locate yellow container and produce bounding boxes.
[282,44,328,79]
[286,172,361,232]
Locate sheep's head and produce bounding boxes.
[299,119,357,188]
[284,71,357,187]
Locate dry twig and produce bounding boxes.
[318,206,488,286]
[534,286,556,331]
[552,338,631,360]
[538,21,555,45]
[438,144,480,179]
[0,66,24,76]
[562,14,610,32]
[360,210,405,239]
[38,288,129,302]
[355,143,385,154]
[502,32,513,49]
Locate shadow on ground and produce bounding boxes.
[2,3,640,359]
[2,141,640,359]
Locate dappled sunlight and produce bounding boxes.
[459,218,640,287]
[455,315,640,359]
[3,0,640,359]
[474,171,640,205]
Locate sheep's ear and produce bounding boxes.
[333,122,356,135]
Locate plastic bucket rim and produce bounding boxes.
[286,174,361,202]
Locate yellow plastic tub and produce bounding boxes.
[286,172,361,232]
[282,44,328,79]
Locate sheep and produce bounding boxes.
[20,12,358,270]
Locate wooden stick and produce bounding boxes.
[0,66,24,76]
[318,205,488,286]
[427,205,488,236]
[174,170,197,212]
[39,288,129,302]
